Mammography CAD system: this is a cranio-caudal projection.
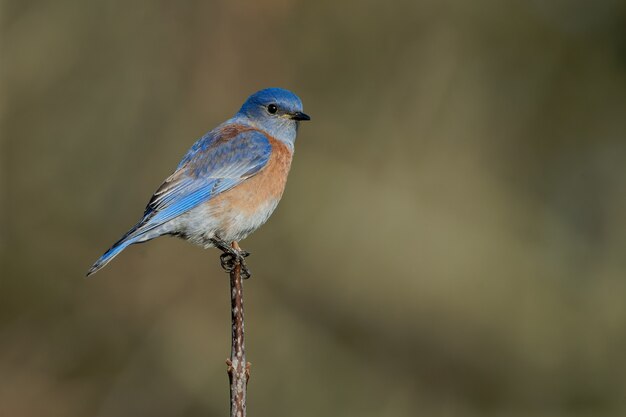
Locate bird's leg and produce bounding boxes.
[210,237,252,279]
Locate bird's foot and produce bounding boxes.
[219,248,252,279]
[210,238,252,279]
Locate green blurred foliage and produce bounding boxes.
[2,0,626,416]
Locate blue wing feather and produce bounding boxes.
[138,128,271,234]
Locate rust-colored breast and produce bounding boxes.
[211,136,293,215]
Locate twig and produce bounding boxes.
[226,241,249,417]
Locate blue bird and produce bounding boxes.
[87,88,310,277]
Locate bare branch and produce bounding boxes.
[227,241,249,417]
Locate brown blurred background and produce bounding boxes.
[2,1,626,416]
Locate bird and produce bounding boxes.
[87,87,310,278]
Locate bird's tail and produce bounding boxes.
[86,239,135,277]
[86,221,151,277]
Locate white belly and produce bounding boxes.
[170,197,281,247]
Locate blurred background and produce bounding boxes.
[2,0,626,416]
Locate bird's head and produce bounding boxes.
[236,88,310,147]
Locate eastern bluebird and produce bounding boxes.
[87,88,310,278]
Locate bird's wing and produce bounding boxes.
[129,126,272,238]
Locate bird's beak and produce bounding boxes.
[290,111,311,121]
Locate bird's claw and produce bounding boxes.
[220,250,252,279]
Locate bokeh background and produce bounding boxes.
[2,1,626,416]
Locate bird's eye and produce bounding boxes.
[267,104,278,114]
